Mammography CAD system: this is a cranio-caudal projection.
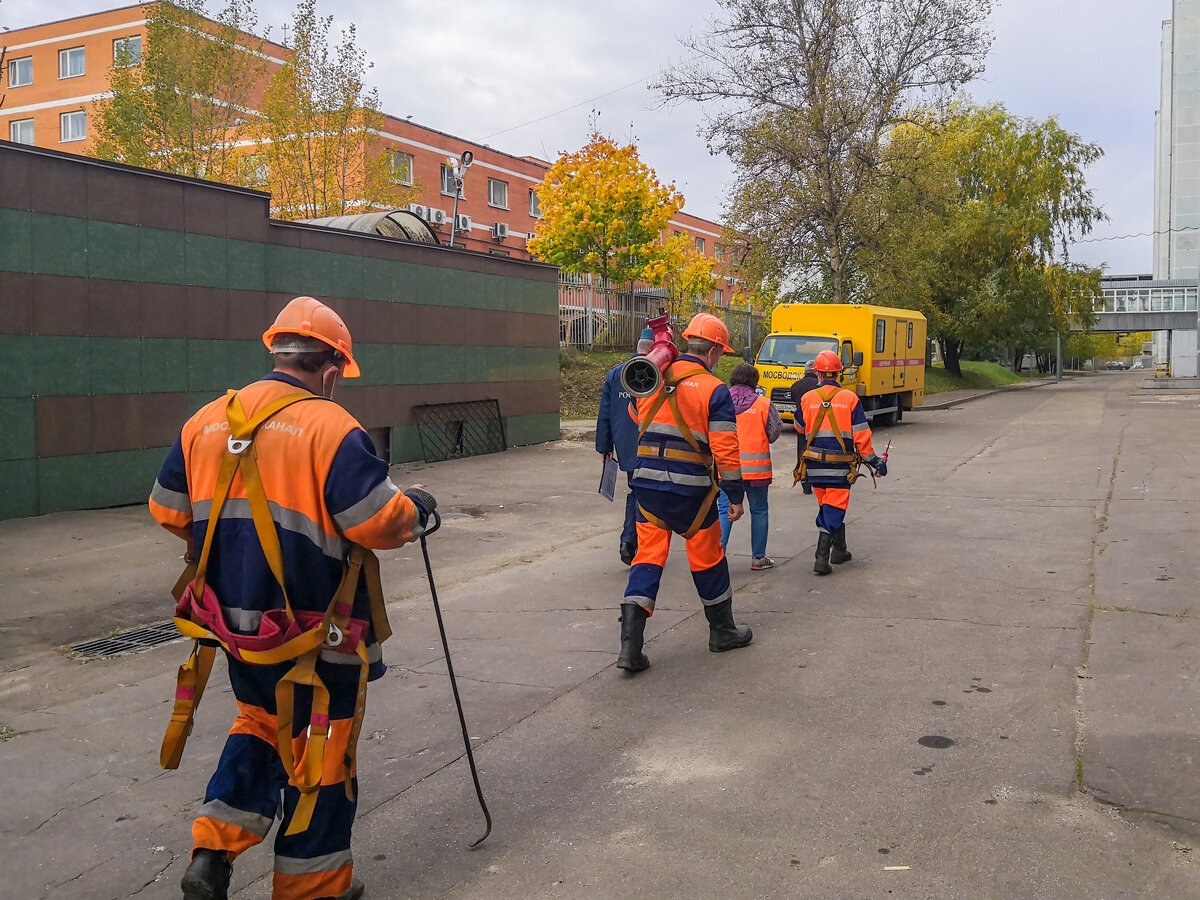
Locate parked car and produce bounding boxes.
[1104,361,1130,370]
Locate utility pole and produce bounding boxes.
[446,150,474,249]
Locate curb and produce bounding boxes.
[919,378,1061,411]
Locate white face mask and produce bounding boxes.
[321,364,340,400]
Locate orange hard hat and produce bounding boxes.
[814,349,843,373]
[682,312,734,354]
[262,296,360,378]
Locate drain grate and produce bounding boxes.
[71,621,185,658]
[413,399,505,463]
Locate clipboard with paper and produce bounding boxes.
[598,454,619,501]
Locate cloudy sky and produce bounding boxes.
[2,0,1174,272]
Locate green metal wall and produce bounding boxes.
[0,143,561,520]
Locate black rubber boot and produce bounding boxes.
[181,849,232,900]
[616,603,650,672]
[318,876,365,900]
[704,599,753,652]
[814,531,834,575]
[830,525,852,564]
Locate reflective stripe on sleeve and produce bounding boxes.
[150,480,191,514]
[717,467,744,480]
[333,478,401,532]
[708,420,737,432]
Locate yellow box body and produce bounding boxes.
[753,303,927,422]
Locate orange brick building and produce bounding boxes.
[2,3,739,302]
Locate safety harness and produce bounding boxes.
[796,384,870,486]
[634,364,720,539]
[161,388,391,837]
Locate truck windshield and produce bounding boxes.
[756,335,838,367]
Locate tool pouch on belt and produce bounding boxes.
[634,365,719,539]
[160,388,391,836]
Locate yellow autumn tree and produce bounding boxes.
[652,232,718,326]
[529,130,684,313]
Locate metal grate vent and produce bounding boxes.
[413,399,505,463]
[71,621,185,658]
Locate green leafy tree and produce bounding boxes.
[528,130,685,336]
[253,0,413,219]
[91,0,268,182]
[864,104,1105,375]
[655,0,995,306]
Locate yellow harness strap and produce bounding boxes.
[798,385,868,484]
[161,389,391,836]
[635,365,720,540]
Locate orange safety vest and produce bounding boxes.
[160,388,391,837]
[735,395,773,481]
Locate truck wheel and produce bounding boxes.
[873,396,898,427]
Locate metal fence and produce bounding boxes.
[558,274,770,353]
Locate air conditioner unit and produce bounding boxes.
[428,208,447,226]
[492,221,509,240]
[407,203,427,219]
[454,213,472,232]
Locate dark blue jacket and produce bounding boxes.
[596,358,639,471]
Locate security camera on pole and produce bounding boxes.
[447,150,473,247]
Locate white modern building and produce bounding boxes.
[1153,0,1200,375]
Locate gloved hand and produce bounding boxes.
[801,479,813,495]
[867,455,887,477]
[404,485,437,514]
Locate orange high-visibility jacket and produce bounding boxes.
[630,355,745,504]
[796,381,875,486]
[149,373,425,678]
[736,395,774,482]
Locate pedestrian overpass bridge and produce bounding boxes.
[1087,275,1198,332]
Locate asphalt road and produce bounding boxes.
[1,369,1198,898]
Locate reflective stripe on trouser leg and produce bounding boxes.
[812,487,850,534]
[684,519,732,607]
[625,517,672,614]
[273,664,362,900]
[193,660,290,861]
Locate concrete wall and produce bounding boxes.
[0,141,561,520]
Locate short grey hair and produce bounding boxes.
[636,338,653,354]
[687,337,716,356]
[271,334,340,372]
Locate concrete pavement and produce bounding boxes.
[2,368,1198,898]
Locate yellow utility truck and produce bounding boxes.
[749,303,926,426]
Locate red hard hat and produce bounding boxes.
[262,296,360,378]
[682,312,734,354]
[814,350,843,373]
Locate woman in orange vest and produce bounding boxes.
[717,363,782,569]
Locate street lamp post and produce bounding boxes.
[447,150,473,248]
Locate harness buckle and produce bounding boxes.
[664,384,676,394]
[324,622,344,649]
[227,437,252,455]
[306,723,332,739]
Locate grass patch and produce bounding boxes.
[560,349,743,421]
[926,361,1026,395]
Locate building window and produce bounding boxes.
[529,189,541,217]
[715,288,724,305]
[9,119,35,145]
[695,236,705,253]
[388,150,413,185]
[488,177,508,209]
[875,319,886,353]
[60,110,87,142]
[59,47,86,79]
[113,35,143,66]
[489,249,511,258]
[440,163,463,197]
[8,57,33,88]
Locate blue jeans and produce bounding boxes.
[717,484,770,558]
